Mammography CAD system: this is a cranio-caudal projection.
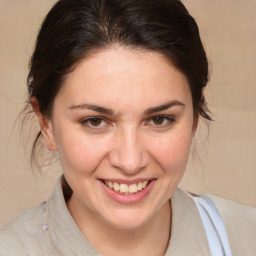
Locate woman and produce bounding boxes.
[0,0,255,255]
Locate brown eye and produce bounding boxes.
[152,116,165,125]
[81,117,109,131]
[89,118,102,126]
[147,115,175,127]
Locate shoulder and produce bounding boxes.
[208,195,256,255]
[209,194,256,231]
[0,202,46,256]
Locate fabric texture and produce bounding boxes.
[0,176,255,256]
[191,194,232,256]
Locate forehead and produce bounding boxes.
[56,47,192,111]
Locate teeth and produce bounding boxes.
[105,180,150,194]
[142,181,148,189]
[120,184,128,193]
[128,184,137,193]
[113,182,120,191]
[137,182,143,191]
[108,181,113,188]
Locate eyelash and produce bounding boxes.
[80,115,175,130]
[146,115,175,127]
[80,117,108,129]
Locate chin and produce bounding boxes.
[101,207,153,230]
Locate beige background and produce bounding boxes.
[0,0,255,225]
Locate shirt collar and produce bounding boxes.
[47,176,210,255]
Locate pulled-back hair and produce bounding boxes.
[26,0,211,169]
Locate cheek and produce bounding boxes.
[148,130,192,173]
[55,131,111,174]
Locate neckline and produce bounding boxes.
[45,175,210,255]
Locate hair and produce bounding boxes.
[25,0,212,170]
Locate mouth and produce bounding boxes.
[103,180,151,195]
[99,178,156,204]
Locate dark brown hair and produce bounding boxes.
[25,0,212,169]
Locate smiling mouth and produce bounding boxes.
[103,180,151,195]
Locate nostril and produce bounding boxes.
[108,151,149,174]
[107,134,150,174]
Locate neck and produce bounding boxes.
[68,198,172,256]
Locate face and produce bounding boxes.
[40,48,196,229]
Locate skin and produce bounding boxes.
[34,47,197,256]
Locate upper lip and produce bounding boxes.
[99,178,156,185]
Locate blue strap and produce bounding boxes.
[191,195,233,256]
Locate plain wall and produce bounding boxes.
[0,0,255,225]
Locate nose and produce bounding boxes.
[108,127,149,175]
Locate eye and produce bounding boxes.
[152,116,166,125]
[146,115,175,127]
[88,117,103,127]
[81,117,107,128]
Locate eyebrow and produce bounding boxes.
[68,100,185,116]
[143,100,185,115]
[68,104,114,115]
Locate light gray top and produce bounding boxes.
[1,176,255,255]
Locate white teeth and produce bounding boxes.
[105,180,150,194]
[108,181,113,188]
[142,181,149,189]
[113,182,120,191]
[128,183,138,193]
[120,184,128,193]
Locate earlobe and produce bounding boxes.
[30,97,57,152]
[41,119,57,152]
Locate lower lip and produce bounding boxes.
[100,180,156,204]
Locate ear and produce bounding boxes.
[30,97,57,152]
